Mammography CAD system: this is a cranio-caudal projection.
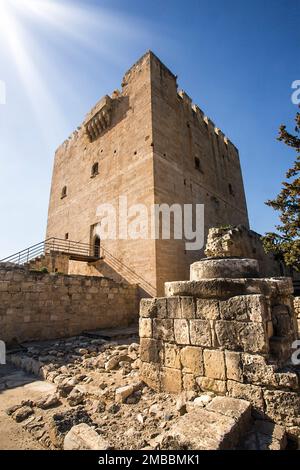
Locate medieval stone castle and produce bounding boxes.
[1,52,299,450]
[46,51,249,297]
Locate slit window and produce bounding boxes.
[195,157,201,171]
[91,162,99,178]
[61,186,67,199]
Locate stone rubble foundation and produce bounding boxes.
[139,253,300,443]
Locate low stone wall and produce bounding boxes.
[139,279,300,438]
[294,297,300,332]
[0,263,139,345]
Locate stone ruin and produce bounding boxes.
[2,225,300,450]
[139,226,300,443]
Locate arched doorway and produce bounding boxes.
[94,235,100,258]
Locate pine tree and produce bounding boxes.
[263,107,300,270]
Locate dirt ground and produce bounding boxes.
[0,364,55,450]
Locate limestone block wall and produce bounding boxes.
[139,284,300,437]
[0,264,139,345]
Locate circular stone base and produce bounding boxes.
[190,258,260,280]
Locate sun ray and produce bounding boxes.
[0,0,69,145]
[0,0,153,147]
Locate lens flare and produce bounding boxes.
[0,0,149,145]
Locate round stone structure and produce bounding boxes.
[190,258,260,280]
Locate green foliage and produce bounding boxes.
[40,267,49,273]
[262,107,300,270]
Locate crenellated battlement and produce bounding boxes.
[58,51,239,157]
[178,88,237,154]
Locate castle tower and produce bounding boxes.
[46,51,249,296]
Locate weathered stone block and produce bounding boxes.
[225,351,243,382]
[242,353,277,387]
[203,349,226,380]
[153,319,174,342]
[180,297,196,319]
[206,396,252,437]
[160,406,241,450]
[154,298,168,318]
[189,320,211,347]
[161,367,182,394]
[219,295,269,322]
[182,373,198,391]
[197,376,227,394]
[140,338,159,363]
[247,295,271,322]
[238,322,268,354]
[64,423,110,450]
[196,299,219,320]
[215,321,239,350]
[115,384,134,403]
[180,346,203,375]
[140,299,154,318]
[174,319,190,345]
[164,343,181,369]
[166,297,181,318]
[227,380,264,413]
[140,298,167,318]
[263,390,300,427]
[139,362,160,391]
[139,318,152,338]
[275,371,299,390]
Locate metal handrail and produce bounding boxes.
[100,246,156,295]
[0,237,156,295]
[0,237,94,266]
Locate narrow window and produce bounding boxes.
[91,162,99,178]
[195,157,201,171]
[228,183,234,196]
[61,186,67,199]
[65,233,69,240]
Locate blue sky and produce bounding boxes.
[0,0,299,258]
